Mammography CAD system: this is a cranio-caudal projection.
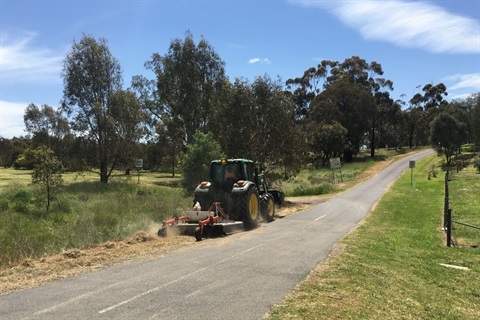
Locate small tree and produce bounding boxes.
[430,112,464,164]
[180,132,224,194]
[31,146,64,212]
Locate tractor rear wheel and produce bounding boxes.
[237,186,260,230]
[261,195,275,222]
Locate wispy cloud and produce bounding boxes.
[248,57,271,64]
[289,0,480,54]
[443,73,480,91]
[0,31,64,83]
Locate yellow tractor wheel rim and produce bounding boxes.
[248,194,259,220]
[268,199,274,216]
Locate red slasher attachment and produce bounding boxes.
[158,202,243,241]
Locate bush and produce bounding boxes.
[289,183,333,197]
[474,158,480,174]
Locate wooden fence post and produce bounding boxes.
[444,172,449,229]
[447,208,452,247]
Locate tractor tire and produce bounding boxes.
[261,195,275,222]
[237,186,260,230]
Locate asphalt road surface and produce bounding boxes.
[1,149,434,320]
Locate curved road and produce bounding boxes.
[1,149,434,320]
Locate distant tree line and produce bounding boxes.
[1,32,479,183]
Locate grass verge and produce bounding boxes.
[0,178,190,266]
[267,154,480,319]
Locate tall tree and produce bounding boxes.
[330,56,394,157]
[309,79,375,161]
[211,76,304,177]
[145,31,226,145]
[290,56,395,158]
[468,93,480,148]
[285,60,337,120]
[23,103,70,162]
[62,34,142,183]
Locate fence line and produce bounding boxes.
[444,169,480,247]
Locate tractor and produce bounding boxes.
[193,158,284,230]
[158,158,284,240]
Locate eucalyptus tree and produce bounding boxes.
[290,56,395,158]
[145,31,226,145]
[211,75,304,177]
[62,34,143,183]
[329,56,395,157]
[23,103,70,162]
[285,60,337,121]
[468,93,480,148]
[309,79,375,161]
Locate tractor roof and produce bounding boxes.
[211,159,254,164]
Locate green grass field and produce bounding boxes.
[0,168,190,266]
[267,154,480,319]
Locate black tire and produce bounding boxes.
[237,186,260,230]
[261,195,275,222]
[194,227,203,241]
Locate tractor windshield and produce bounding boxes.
[210,161,246,191]
[211,162,241,183]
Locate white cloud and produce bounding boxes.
[0,31,64,83]
[289,0,480,54]
[443,73,480,91]
[0,100,27,138]
[248,57,271,64]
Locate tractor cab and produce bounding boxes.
[209,159,255,191]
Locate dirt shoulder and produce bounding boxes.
[0,153,408,296]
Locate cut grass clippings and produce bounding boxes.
[267,154,480,319]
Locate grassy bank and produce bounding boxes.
[268,154,480,319]
[0,170,190,266]
[280,148,409,197]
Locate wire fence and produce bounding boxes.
[444,166,480,248]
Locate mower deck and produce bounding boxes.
[158,220,244,238]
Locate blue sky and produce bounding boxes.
[1,0,479,138]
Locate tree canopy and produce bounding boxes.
[62,34,144,183]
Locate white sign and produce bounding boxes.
[135,159,143,169]
[330,157,341,169]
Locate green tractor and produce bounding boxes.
[193,159,284,230]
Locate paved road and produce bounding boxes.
[1,150,434,320]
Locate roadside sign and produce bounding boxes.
[409,160,415,186]
[135,159,143,169]
[330,157,343,183]
[330,157,341,169]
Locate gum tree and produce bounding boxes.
[62,34,144,182]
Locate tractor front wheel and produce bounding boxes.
[261,195,275,222]
[237,186,260,230]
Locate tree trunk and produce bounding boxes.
[171,145,176,178]
[370,126,376,158]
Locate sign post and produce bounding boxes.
[135,159,143,184]
[409,160,416,187]
[329,157,342,183]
